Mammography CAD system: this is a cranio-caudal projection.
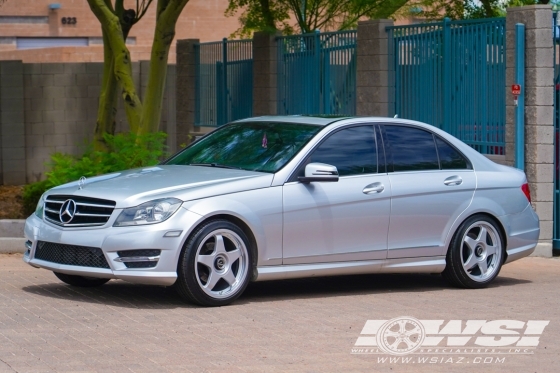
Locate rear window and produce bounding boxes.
[435,137,469,169]
[385,125,439,172]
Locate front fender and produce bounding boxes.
[182,187,283,266]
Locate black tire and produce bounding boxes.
[175,219,253,307]
[442,214,505,289]
[53,272,110,287]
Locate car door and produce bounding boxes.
[282,124,391,265]
[382,124,476,259]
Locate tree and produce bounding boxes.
[399,0,540,20]
[86,0,190,150]
[226,0,409,37]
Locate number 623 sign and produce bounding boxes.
[61,17,77,25]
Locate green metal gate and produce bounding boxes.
[195,39,253,127]
[387,18,506,155]
[277,30,357,116]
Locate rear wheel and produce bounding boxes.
[53,272,110,287]
[175,220,253,307]
[442,215,504,289]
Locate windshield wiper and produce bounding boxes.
[189,163,242,170]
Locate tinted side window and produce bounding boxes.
[385,125,439,172]
[309,126,377,176]
[436,137,468,169]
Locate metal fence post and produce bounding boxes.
[554,12,559,247]
[322,49,330,114]
[387,28,395,117]
[314,30,321,114]
[514,23,525,170]
[194,42,200,126]
[222,38,229,124]
[443,17,451,133]
[480,23,489,154]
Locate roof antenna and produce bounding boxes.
[394,114,398,118]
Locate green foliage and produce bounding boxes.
[22,132,168,215]
[401,0,539,20]
[226,0,409,37]
[226,0,292,37]
[22,180,50,216]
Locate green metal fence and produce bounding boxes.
[553,12,560,249]
[195,39,253,127]
[387,18,506,155]
[277,30,357,116]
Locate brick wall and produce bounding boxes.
[0,0,240,63]
[0,60,176,185]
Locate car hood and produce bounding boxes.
[47,165,274,208]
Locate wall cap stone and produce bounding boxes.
[506,4,552,12]
[358,19,393,26]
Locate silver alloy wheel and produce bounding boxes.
[194,229,249,299]
[460,221,502,282]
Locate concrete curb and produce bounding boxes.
[0,219,25,237]
[0,220,26,254]
[0,238,26,254]
[530,243,553,258]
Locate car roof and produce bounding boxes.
[234,115,350,126]
[233,115,428,127]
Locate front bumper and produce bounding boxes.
[23,207,203,286]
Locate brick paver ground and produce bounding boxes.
[0,253,559,373]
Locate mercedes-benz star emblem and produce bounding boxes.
[59,199,77,224]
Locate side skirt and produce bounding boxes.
[255,256,446,282]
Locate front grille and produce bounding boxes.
[44,195,116,227]
[35,241,110,269]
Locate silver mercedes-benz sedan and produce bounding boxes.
[23,116,539,306]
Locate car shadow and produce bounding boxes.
[21,272,531,309]
[238,273,530,304]
[22,277,190,309]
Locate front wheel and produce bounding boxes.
[53,272,110,287]
[175,220,253,307]
[442,215,505,289]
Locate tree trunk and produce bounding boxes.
[479,0,495,18]
[137,0,189,134]
[93,28,119,151]
[88,0,143,134]
[137,24,174,135]
[258,0,277,33]
[88,0,189,138]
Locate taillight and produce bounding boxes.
[521,183,531,203]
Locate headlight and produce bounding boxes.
[113,198,182,227]
[35,194,45,218]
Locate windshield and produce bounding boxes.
[164,122,322,173]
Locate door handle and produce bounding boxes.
[363,182,385,194]
[444,175,463,186]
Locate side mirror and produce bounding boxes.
[298,163,339,183]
